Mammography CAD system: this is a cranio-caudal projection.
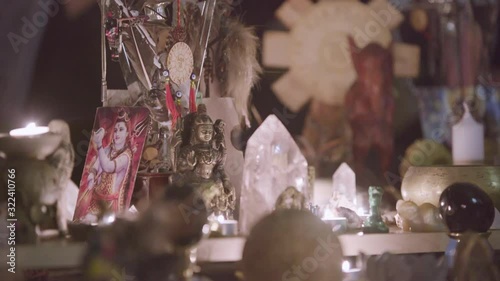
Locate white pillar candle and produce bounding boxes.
[452,104,484,165]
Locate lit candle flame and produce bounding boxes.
[10,122,49,137]
[342,260,351,272]
[217,215,225,223]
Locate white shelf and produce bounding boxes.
[5,230,500,270]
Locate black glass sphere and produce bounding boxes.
[439,182,495,233]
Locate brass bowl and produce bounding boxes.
[401,166,500,210]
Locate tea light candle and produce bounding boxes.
[342,260,362,281]
[452,104,484,165]
[322,217,347,232]
[219,219,238,236]
[10,122,49,137]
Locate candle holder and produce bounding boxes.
[208,215,239,237]
[0,121,74,243]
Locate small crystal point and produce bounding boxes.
[239,115,308,234]
[331,162,357,211]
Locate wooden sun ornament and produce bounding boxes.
[263,0,420,112]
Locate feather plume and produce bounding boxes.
[215,19,262,125]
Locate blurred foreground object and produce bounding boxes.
[439,182,496,270]
[453,232,500,281]
[242,209,343,281]
[83,183,209,281]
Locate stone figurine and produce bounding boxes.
[174,104,235,218]
[363,186,389,233]
[274,186,306,211]
[344,36,394,174]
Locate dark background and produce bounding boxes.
[3,0,500,184]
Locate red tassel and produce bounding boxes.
[189,80,197,113]
[165,81,179,129]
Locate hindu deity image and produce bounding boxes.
[175,104,235,218]
[74,107,150,223]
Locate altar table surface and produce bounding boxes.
[6,229,500,270]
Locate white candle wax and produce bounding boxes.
[10,122,49,137]
[452,104,484,165]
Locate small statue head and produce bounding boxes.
[368,186,384,202]
[190,104,214,145]
[214,119,225,134]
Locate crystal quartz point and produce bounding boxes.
[239,115,308,234]
[330,162,357,211]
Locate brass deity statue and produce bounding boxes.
[174,104,235,218]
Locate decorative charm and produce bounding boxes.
[274,186,306,211]
[74,107,151,224]
[363,186,389,233]
[174,104,235,218]
[163,69,180,130]
[171,0,186,42]
[105,10,122,62]
[345,36,394,174]
[167,42,194,85]
[189,73,197,113]
[239,115,308,234]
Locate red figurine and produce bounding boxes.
[344,36,394,174]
